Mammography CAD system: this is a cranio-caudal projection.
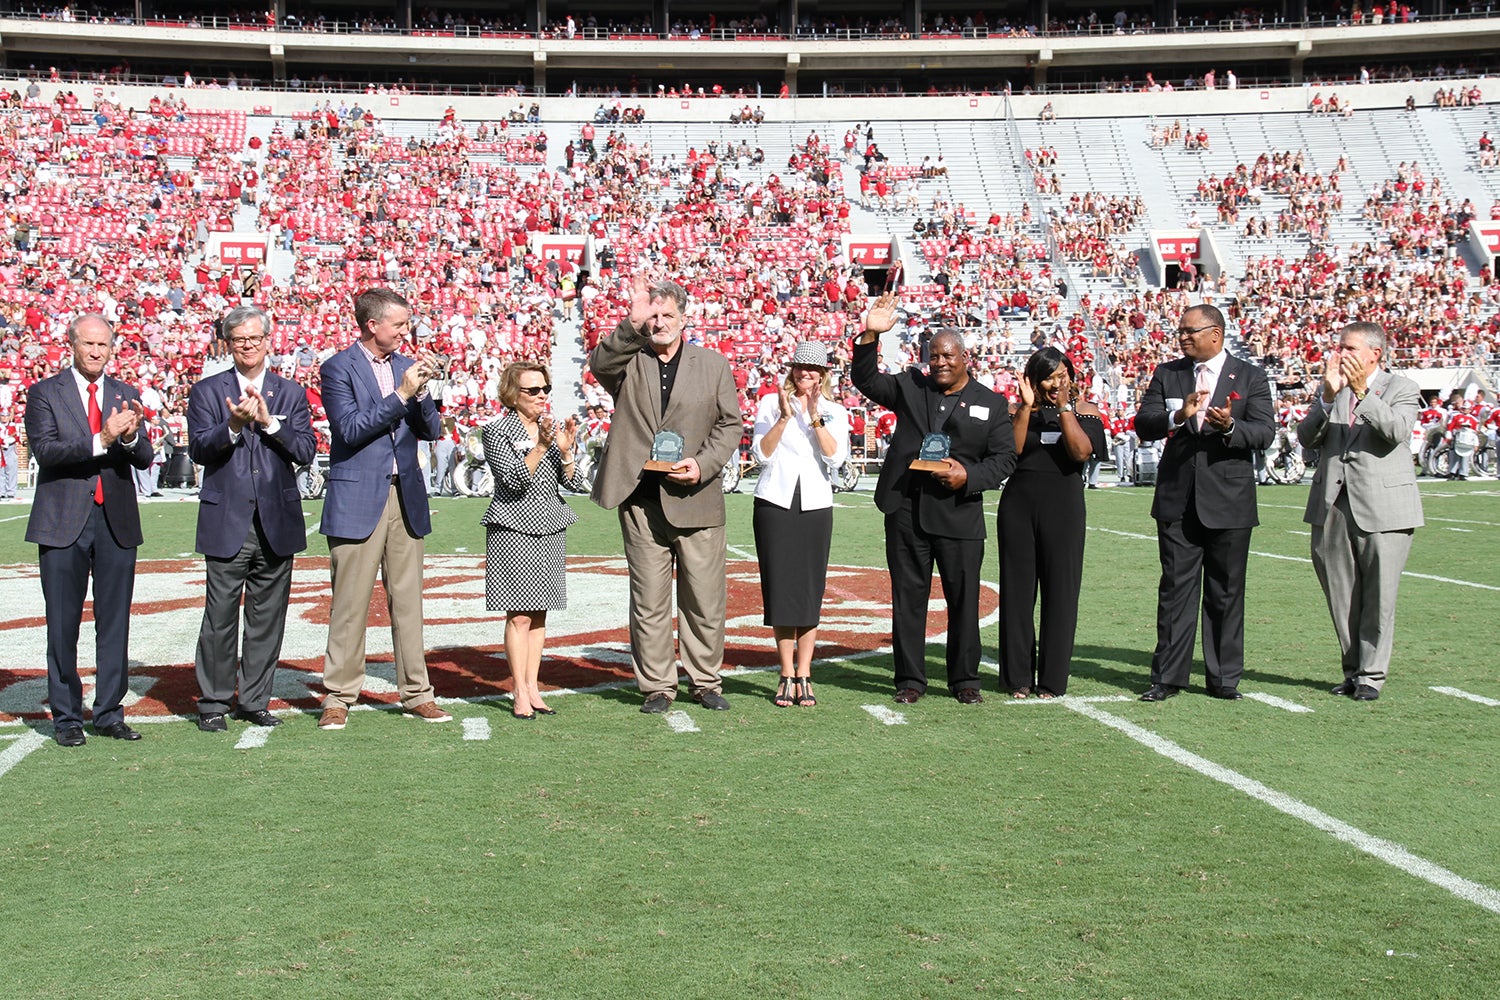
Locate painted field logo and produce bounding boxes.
[0,557,997,722]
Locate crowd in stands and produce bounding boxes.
[6,79,1500,485]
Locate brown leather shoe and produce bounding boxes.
[955,688,984,705]
[893,688,922,704]
[403,701,453,722]
[318,703,349,730]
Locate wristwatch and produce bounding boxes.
[1059,404,1075,414]
[810,413,826,428]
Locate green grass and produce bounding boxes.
[0,482,1497,998]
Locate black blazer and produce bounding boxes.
[852,339,1016,539]
[187,367,319,559]
[24,370,153,549]
[1135,353,1275,529]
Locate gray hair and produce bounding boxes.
[66,313,115,346]
[1341,321,1387,356]
[649,279,689,313]
[221,305,271,341]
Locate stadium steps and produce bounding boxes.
[1413,105,1493,211]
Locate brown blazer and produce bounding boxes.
[587,319,742,529]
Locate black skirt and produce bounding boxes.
[753,484,834,628]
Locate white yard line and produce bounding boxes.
[0,730,47,777]
[664,710,700,733]
[233,726,273,750]
[462,717,493,741]
[860,704,907,725]
[726,544,756,560]
[1243,692,1315,713]
[1429,686,1500,707]
[1066,699,1500,916]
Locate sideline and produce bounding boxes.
[1066,699,1500,916]
[1089,526,1500,592]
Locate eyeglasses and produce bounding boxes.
[519,385,552,396]
[230,335,265,347]
[1176,324,1219,337]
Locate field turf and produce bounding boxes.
[0,481,1495,999]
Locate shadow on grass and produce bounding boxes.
[1071,642,1322,695]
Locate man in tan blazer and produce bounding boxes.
[1298,322,1423,701]
[589,276,743,713]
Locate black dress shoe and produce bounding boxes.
[1207,687,1243,701]
[1330,680,1357,697]
[639,692,672,714]
[233,708,283,727]
[694,690,731,711]
[954,688,984,705]
[93,721,142,741]
[54,725,86,747]
[1140,684,1180,702]
[1353,684,1380,701]
[893,688,923,704]
[197,712,228,733]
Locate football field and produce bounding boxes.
[0,482,1496,999]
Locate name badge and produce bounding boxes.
[1041,431,1061,445]
[970,405,990,420]
[1166,397,1184,412]
[514,438,532,454]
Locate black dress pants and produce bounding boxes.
[885,502,983,694]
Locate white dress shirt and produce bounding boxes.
[751,392,849,510]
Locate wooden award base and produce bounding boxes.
[644,460,679,472]
[910,459,949,473]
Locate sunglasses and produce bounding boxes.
[519,385,552,396]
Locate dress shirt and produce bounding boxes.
[751,393,849,511]
[358,341,400,474]
[1175,350,1227,429]
[229,367,283,440]
[72,366,136,455]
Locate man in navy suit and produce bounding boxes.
[316,288,450,730]
[1135,303,1275,701]
[186,307,318,733]
[854,292,1017,704]
[24,314,153,746]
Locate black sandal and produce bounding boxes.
[774,676,795,708]
[795,677,816,707]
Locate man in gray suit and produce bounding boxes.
[588,275,742,713]
[1298,322,1423,701]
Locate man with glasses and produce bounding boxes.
[316,288,450,730]
[1297,322,1422,701]
[186,307,318,732]
[1135,304,1274,702]
[588,275,742,713]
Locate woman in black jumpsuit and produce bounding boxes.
[999,347,1107,698]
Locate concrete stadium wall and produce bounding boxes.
[44,78,1493,124]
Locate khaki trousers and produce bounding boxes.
[323,485,435,708]
[619,495,727,699]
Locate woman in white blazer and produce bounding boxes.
[751,341,850,707]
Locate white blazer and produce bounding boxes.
[751,391,849,510]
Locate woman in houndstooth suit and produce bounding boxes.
[482,362,590,719]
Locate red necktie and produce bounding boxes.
[88,383,104,504]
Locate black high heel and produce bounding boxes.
[533,706,557,716]
[773,676,795,708]
[795,677,816,707]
